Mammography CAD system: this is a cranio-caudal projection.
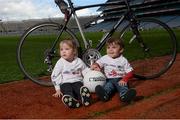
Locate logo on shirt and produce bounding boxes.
[117,66,124,71]
[63,68,82,75]
[108,69,124,77]
[108,69,118,77]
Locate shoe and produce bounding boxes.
[95,85,109,102]
[80,86,91,106]
[62,95,81,108]
[121,88,136,103]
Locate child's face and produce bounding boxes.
[106,43,123,58]
[60,43,75,61]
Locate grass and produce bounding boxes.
[0,35,24,83]
[0,28,180,84]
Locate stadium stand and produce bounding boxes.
[0,15,97,36]
[165,15,180,28]
[86,0,180,31]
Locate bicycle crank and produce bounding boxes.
[82,48,101,66]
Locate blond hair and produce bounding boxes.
[59,39,78,56]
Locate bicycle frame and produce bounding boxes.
[52,0,135,51]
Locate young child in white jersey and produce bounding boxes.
[51,39,91,108]
[91,38,136,103]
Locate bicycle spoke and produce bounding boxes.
[118,18,176,79]
[17,22,79,86]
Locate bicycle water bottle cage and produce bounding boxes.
[55,0,68,14]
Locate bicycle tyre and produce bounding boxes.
[118,17,177,79]
[17,22,79,86]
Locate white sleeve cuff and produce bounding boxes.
[54,85,60,91]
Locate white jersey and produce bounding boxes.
[96,55,133,79]
[51,57,87,90]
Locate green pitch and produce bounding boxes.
[0,29,179,84]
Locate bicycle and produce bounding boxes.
[17,0,177,86]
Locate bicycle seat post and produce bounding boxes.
[124,0,131,11]
[66,0,90,48]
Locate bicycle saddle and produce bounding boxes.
[55,0,68,14]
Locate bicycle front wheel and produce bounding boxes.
[17,22,79,86]
[119,17,177,79]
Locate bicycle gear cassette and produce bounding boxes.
[82,49,101,66]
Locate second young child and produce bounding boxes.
[91,38,136,103]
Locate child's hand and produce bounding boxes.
[52,90,62,98]
[90,63,101,71]
[119,80,127,86]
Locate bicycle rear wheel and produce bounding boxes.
[118,17,177,79]
[17,22,79,86]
